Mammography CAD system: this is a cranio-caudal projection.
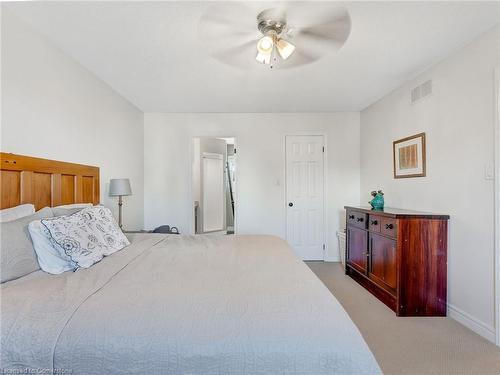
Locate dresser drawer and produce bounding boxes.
[381,217,397,238]
[347,210,367,229]
[368,215,381,233]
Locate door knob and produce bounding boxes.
[288,202,294,207]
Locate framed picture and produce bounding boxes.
[393,132,426,178]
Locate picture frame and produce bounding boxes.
[393,132,426,178]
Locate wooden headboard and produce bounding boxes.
[0,153,99,210]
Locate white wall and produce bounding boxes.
[360,26,500,341]
[144,113,360,261]
[1,10,144,230]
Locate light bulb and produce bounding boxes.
[257,36,274,53]
[260,38,272,50]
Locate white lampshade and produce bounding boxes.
[109,178,132,196]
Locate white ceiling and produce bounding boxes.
[4,1,500,112]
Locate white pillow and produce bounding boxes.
[0,204,35,223]
[28,220,75,274]
[39,206,130,270]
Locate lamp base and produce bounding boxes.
[118,195,123,229]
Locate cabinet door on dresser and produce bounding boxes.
[369,234,397,293]
[347,226,368,274]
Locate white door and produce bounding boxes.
[285,135,325,260]
[202,153,224,232]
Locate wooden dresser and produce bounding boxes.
[344,206,449,316]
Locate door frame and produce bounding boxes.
[494,66,500,346]
[189,136,239,235]
[284,132,328,261]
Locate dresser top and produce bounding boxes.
[344,206,450,220]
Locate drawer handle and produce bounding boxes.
[356,217,364,223]
[348,215,355,220]
[370,220,378,225]
[385,223,394,230]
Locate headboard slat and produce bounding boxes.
[0,153,99,210]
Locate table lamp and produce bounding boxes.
[109,178,132,228]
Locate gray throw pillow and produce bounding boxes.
[51,207,85,217]
[51,204,100,217]
[0,207,53,283]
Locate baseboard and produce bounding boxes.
[324,255,339,262]
[447,303,496,343]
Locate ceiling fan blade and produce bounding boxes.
[198,2,257,43]
[199,2,256,27]
[287,4,349,29]
[276,49,319,69]
[211,39,258,69]
[298,18,351,45]
[287,6,351,48]
[198,3,258,67]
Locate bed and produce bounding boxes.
[1,153,380,374]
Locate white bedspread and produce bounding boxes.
[1,234,381,374]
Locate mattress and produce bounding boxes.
[1,233,381,374]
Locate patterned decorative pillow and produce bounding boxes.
[29,220,76,274]
[40,206,130,269]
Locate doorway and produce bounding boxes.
[285,135,325,260]
[192,137,236,235]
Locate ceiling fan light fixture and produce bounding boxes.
[255,9,296,67]
[256,35,274,64]
[276,38,295,60]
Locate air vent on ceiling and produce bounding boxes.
[411,79,433,104]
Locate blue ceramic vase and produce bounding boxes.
[369,191,385,210]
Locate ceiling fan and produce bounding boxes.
[198,2,351,69]
[255,8,295,67]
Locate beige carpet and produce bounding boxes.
[306,261,500,375]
